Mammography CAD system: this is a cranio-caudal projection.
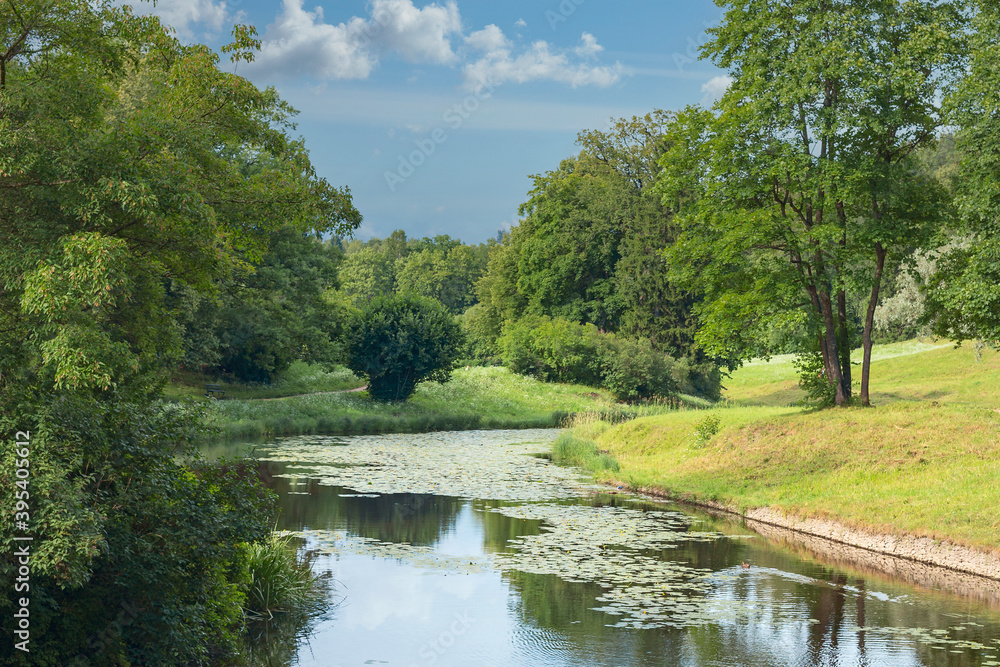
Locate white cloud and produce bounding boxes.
[365,0,461,64]
[251,0,461,80]
[465,25,509,54]
[249,0,622,90]
[463,33,623,91]
[574,32,603,58]
[125,0,231,39]
[514,18,526,28]
[251,0,376,80]
[701,74,733,104]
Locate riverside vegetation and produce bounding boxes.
[186,364,711,441]
[554,340,1000,554]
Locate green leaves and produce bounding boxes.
[344,294,464,402]
[658,0,968,404]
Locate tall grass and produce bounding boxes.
[242,534,328,621]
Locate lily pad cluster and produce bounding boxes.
[278,529,495,574]
[260,429,594,501]
[489,503,737,628]
[848,624,999,663]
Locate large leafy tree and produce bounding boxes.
[174,227,346,383]
[926,3,1000,345]
[0,1,360,661]
[0,0,361,396]
[344,294,463,402]
[657,0,967,406]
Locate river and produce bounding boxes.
[208,429,1000,667]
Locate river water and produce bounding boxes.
[212,429,1000,667]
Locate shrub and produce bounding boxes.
[0,393,277,666]
[793,350,839,408]
[693,414,721,447]
[498,316,604,386]
[344,294,463,402]
[599,335,677,403]
[499,317,688,402]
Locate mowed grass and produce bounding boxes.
[561,340,1000,553]
[204,366,627,440]
[723,338,957,407]
[165,361,366,401]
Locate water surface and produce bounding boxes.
[224,430,1000,667]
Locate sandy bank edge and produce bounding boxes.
[609,481,1000,582]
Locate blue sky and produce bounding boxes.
[131,0,730,243]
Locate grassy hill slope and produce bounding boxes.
[559,340,1000,553]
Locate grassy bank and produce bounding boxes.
[200,366,703,440]
[165,361,366,401]
[556,340,1000,554]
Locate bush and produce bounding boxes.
[344,294,463,402]
[793,350,838,408]
[599,335,677,403]
[693,414,721,447]
[498,315,604,386]
[499,316,694,402]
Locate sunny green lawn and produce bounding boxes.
[560,340,1000,553]
[201,366,629,440]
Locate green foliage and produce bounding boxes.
[0,0,361,397]
[338,231,492,313]
[344,294,463,402]
[499,316,604,386]
[926,5,1000,346]
[459,303,503,364]
[396,242,490,314]
[598,335,678,404]
[0,3,354,664]
[693,414,721,448]
[243,534,328,620]
[656,0,967,406]
[498,316,686,402]
[0,394,276,665]
[175,227,347,383]
[792,350,838,408]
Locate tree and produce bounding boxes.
[0,2,360,661]
[0,2,361,395]
[175,227,346,383]
[344,294,463,402]
[656,0,967,406]
[396,241,491,314]
[925,3,1000,346]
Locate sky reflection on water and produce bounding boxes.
[236,431,1000,667]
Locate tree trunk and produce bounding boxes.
[818,287,849,406]
[837,288,852,398]
[860,243,886,407]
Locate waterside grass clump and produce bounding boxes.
[554,341,1000,554]
[243,533,329,621]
